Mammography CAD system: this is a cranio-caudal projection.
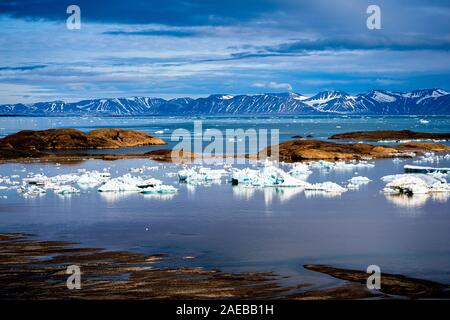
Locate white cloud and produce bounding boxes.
[252,81,293,91]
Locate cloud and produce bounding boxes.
[252,81,293,91]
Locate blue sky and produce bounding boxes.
[0,0,449,103]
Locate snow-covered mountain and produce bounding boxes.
[1,89,449,116]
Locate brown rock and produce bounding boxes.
[260,139,450,162]
[304,264,450,299]
[329,130,450,141]
[0,128,166,156]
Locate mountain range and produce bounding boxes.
[1,89,449,116]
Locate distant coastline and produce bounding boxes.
[1,89,449,116]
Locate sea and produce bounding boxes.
[0,115,449,290]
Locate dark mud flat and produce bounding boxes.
[1,233,449,300]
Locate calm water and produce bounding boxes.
[0,115,450,289]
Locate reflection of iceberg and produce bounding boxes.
[431,192,450,203]
[275,187,304,202]
[304,190,343,198]
[385,194,430,208]
[232,186,256,200]
[99,191,136,202]
[232,185,304,203]
[142,193,176,201]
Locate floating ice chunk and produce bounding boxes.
[289,163,312,177]
[308,160,334,170]
[308,160,374,171]
[98,174,143,192]
[178,167,227,184]
[232,164,310,188]
[140,184,178,194]
[405,164,450,174]
[77,171,111,186]
[55,185,80,195]
[23,174,48,186]
[347,176,371,189]
[305,182,347,193]
[382,173,450,195]
[136,178,162,188]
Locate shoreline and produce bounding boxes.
[0,233,448,300]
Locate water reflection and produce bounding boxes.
[142,193,176,201]
[99,191,137,203]
[385,194,430,208]
[304,190,343,198]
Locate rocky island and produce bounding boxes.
[0,128,166,160]
[329,130,450,141]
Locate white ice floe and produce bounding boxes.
[305,182,347,193]
[232,163,310,188]
[382,173,450,195]
[77,171,111,187]
[140,184,178,194]
[98,174,144,192]
[347,176,371,189]
[54,185,80,195]
[413,152,450,164]
[178,167,227,185]
[307,160,375,171]
[97,173,176,194]
[288,163,312,178]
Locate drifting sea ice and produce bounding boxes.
[305,182,347,193]
[178,167,228,185]
[382,173,450,195]
[347,176,371,190]
[97,174,145,192]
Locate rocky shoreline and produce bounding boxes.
[330,130,450,141]
[0,233,448,300]
[1,129,449,163]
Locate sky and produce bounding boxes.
[0,0,449,104]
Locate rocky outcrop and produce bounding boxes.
[303,264,450,299]
[0,128,166,159]
[329,130,450,141]
[261,139,450,162]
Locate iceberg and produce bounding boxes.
[305,182,347,193]
[178,167,227,184]
[55,185,80,195]
[232,164,310,188]
[382,173,450,195]
[98,174,143,192]
[140,184,178,194]
[347,176,371,189]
